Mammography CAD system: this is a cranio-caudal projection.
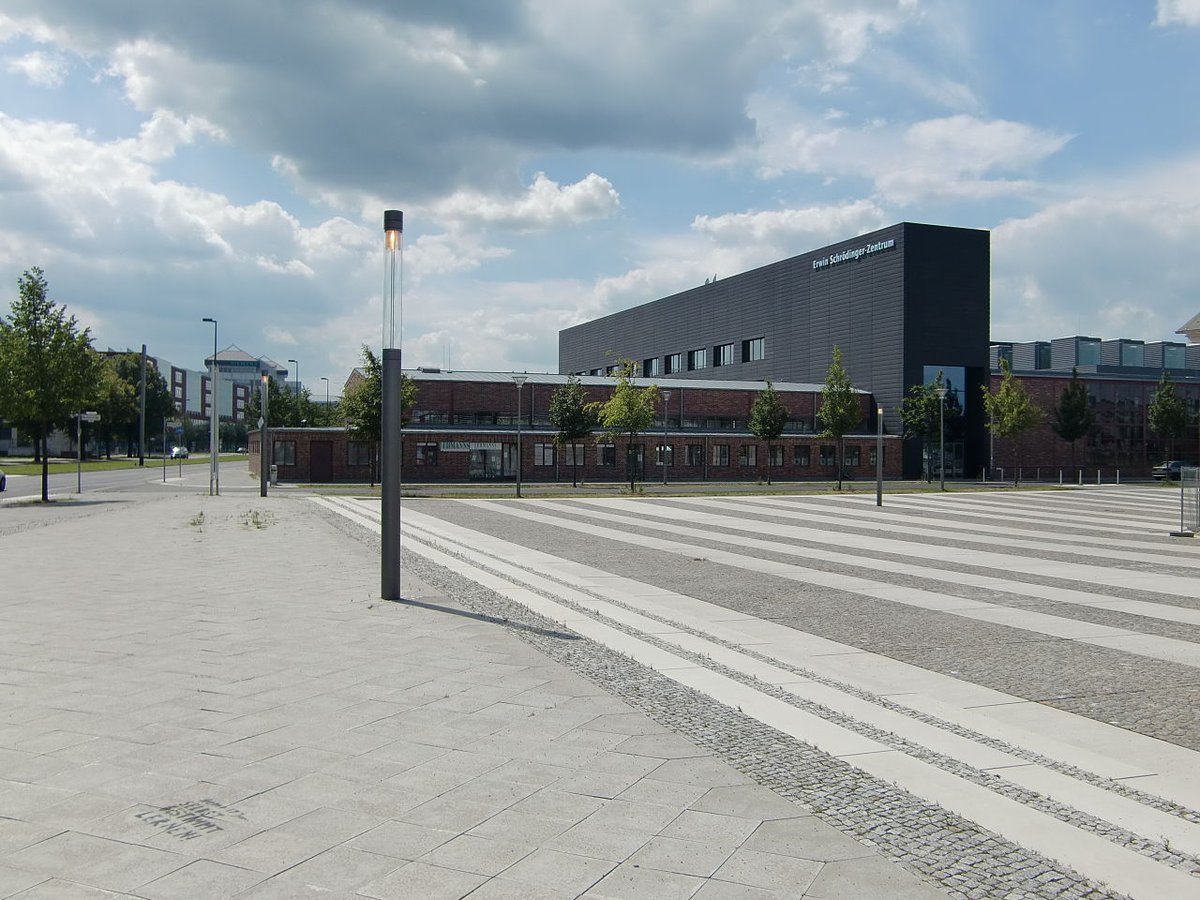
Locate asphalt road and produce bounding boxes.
[0,456,260,500]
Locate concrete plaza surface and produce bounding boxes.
[2,489,950,900]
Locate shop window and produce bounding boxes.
[738,445,757,467]
[794,446,810,467]
[687,348,707,370]
[742,337,765,362]
[712,444,730,466]
[347,441,371,467]
[273,441,296,466]
[416,443,438,466]
[534,443,555,466]
[819,445,836,467]
[769,445,783,466]
[714,343,734,367]
[686,444,703,466]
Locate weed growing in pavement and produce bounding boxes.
[188,511,205,528]
[240,509,273,529]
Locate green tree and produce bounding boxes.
[748,379,790,485]
[1051,368,1094,474]
[244,376,299,429]
[339,346,415,485]
[587,358,658,491]
[0,268,100,501]
[88,351,173,458]
[900,372,963,483]
[981,359,1042,485]
[92,355,136,458]
[548,374,597,487]
[817,346,862,490]
[1147,370,1188,459]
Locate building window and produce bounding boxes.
[562,443,585,466]
[742,337,765,362]
[819,445,835,467]
[665,353,683,375]
[869,447,883,467]
[686,444,703,466]
[656,444,673,466]
[844,446,861,467]
[643,357,661,377]
[273,441,296,466]
[769,445,783,466]
[793,445,810,467]
[347,441,372,467]
[416,443,438,466]
[712,444,730,466]
[597,443,616,466]
[714,343,734,367]
[738,445,757,467]
[687,348,707,370]
[534,443,555,466]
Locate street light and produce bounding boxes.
[935,385,947,491]
[876,405,884,507]
[288,359,299,398]
[661,389,671,485]
[513,375,527,498]
[259,372,270,498]
[320,376,329,407]
[202,317,219,495]
[381,209,404,601]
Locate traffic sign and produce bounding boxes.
[81,411,100,422]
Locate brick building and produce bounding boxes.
[249,370,902,484]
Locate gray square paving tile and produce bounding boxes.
[135,858,264,899]
[331,783,431,818]
[554,768,645,800]
[346,820,458,860]
[418,832,535,876]
[584,861,706,899]
[507,788,606,823]
[649,758,755,788]
[546,821,657,862]
[743,818,875,863]
[804,855,947,899]
[277,806,380,842]
[712,847,823,892]
[500,847,615,894]
[395,796,500,832]
[628,835,738,878]
[660,810,760,846]
[0,818,61,855]
[692,881,787,900]
[467,809,578,845]
[210,828,332,875]
[0,863,44,897]
[357,860,487,899]
[5,877,139,899]
[253,845,402,894]
[689,785,807,821]
[617,777,709,808]
[460,876,578,899]
[485,758,571,788]
[2,831,188,893]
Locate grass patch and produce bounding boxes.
[3,455,240,476]
[240,509,274,529]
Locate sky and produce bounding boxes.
[2,1,1200,396]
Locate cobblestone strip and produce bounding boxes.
[402,518,1200,879]
[394,536,1131,900]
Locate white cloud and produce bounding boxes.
[432,173,620,233]
[6,49,68,86]
[1156,0,1200,27]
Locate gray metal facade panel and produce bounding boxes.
[559,222,989,476]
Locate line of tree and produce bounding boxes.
[1147,370,1188,459]
[747,378,789,485]
[981,359,1042,485]
[900,371,963,483]
[548,374,598,487]
[337,345,416,486]
[587,358,658,492]
[1050,368,1094,474]
[817,346,861,491]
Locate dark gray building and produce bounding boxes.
[559,222,990,477]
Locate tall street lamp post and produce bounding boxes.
[321,376,329,408]
[202,317,219,495]
[935,385,947,492]
[513,375,527,498]
[259,373,270,498]
[381,210,404,601]
[876,405,884,507]
[288,359,299,399]
[661,389,671,485]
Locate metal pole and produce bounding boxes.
[260,374,270,498]
[76,413,82,494]
[936,386,947,491]
[203,317,219,495]
[662,389,671,485]
[138,344,147,466]
[162,419,166,482]
[381,208,404,601]
[513,375,527,497]
[876,405,883,507]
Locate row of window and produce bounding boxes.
[397,441,881,468]
[579,337,766,379]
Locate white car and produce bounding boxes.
[170,446,189,459]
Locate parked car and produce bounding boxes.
[0,468,5,492]
[1152,460,1187,481]
[170,446,189,459]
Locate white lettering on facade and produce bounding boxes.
[811,238,895,271]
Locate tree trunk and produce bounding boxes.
[836,437,844,491]
[764,443,771,485]
[39,423,49,502]
[571,441,578,487]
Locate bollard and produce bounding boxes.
[1097,469,1101,485]
[1059,470,1063,485]
[1078,469,1082,485]
[1116,469,1120,485]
